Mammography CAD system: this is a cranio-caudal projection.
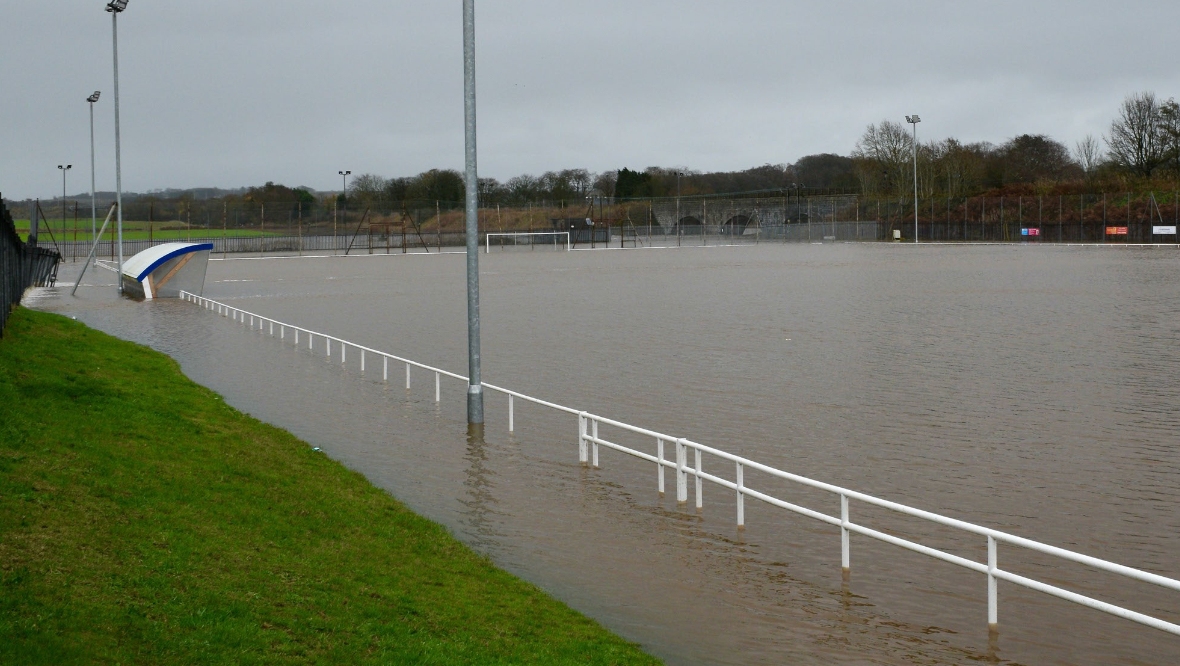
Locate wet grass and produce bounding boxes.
[0,308,658,665]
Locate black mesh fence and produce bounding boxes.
[2,194,62,337]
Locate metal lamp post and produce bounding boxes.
[337,170,350,254]
[676,172,683,245]
[107,0,129,290]
[463,0,484,426]
[87,91,100,253]
[58,165,72,244]
[906,115,921,243]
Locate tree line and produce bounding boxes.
[12,90,1177,222]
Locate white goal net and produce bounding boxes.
[485,231,571,253]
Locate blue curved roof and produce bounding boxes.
[121,242,214,281]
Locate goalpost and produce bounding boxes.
[485,231,571,253]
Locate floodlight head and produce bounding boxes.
[339,170,351,176]
[906,115,921,124]
[87,91,101,103]
[106,0,128,13]
[59,164,73,170]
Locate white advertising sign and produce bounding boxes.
[1153,226,1177,235]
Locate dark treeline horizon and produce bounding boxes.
[9,92,1180,217]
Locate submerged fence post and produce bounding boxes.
[508,394,514,432]
[841,494,851,578]
[435,372,440,402]
[405,363,411,389]
[676,439,688,504]
[736,462,745,527]
[657,438,665,495]
[694,447,703,509]
[591,418,599,468]
[383,356,388,382]
[578,412,588,464]
[361,350,365,373]
[988,536,999,632]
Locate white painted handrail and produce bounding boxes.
[179,291,1180,640]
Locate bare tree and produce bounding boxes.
[852,120,913,195]
[1159,99,1180,176]
[349,173,388,208]
[1073,135,1104,177]
[1106,92,1166,177]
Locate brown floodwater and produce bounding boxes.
[33,243,1180,665]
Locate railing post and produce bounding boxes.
[578,412,588,464]
[509,394,514,432]
[360,350,365,373]
[294,329,298,345]
[405,363,411,389]
[326,337,330,356]
[841,494,850,578]
[694,447,703,509]
[657,438,665,495]
[341,342,346,364]
[280,325,284,340]
[676,439,688,504]
[591,418,599,468]
[269,321,273,336]
[736,462,745,527]
[435,372,440,402]
[988,535,999,632]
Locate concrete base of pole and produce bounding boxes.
[467,385,484,425]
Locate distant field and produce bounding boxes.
[10,220,282,243]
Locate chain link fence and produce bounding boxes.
[8,191,1178,262]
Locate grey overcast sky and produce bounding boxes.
[4,1,1179,199]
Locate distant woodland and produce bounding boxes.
[10,91,1180,218]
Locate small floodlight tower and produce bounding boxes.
[58,164,73,240]
[905,115,921,243]
[107,0,130,289]
[87,91,101,248]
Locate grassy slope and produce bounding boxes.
[0,308,658,665]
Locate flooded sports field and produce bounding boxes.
[35,243,1180,665]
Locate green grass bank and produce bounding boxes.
[0,308,658,665]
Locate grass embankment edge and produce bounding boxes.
[0,307,658,665]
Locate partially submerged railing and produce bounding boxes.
[180,290,1180,639]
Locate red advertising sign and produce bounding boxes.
[1106,226,1129,235]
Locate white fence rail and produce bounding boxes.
[180,290,1180,639]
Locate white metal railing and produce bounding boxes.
[485,231,571,253]
[179,290,1180,639]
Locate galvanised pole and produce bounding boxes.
[110,6,125,290]
[60,165,71,243]
[912,120,918,243]
[463,0,484,425]
[88,93,99,253]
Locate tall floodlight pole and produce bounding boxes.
[338,170,350,254]
[87,92,101,252]
[107,0,129,290]
[463,0,483,426]
[906,115,921,243]
[58,165,73,241]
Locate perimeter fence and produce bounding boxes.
[1,195,61,336]
[8,191,1179,260]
